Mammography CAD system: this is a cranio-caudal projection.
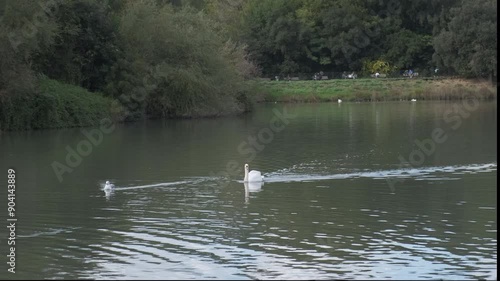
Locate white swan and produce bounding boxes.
[244,163,264,182]
[104,181,114,190]
[411,98,417,102]
[338,99,342,103]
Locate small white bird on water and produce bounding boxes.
[411,98,417,102]
[104,181,114,190]
[244,164,264,182]
[338,99,342,103]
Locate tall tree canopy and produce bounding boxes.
[237,0,495,77]
[433,0,497,78]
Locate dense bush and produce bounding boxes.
[105,1,254,119]
[0,78,122,131]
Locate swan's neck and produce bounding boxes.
[244,169,248,182]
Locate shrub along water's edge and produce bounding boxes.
[0,78,257,131]
[0,79,123,131]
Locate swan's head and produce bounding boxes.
[244,163,249,172]
[105,181,110,185]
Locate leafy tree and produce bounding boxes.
[384,29,433,70]
[106,0,253,119]
[433,0,497,77]
[0,0,58,95]
[205,0,260,78]
[362,59,394,74]
[32,0,119,92]
[241,0,312,75]
[205,0,247,39]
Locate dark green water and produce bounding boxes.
[0,101,497,279]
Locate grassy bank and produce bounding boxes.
[0,79,123,131]
[253,78,497,103]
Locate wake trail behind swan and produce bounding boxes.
[261,163,497,183]
[112,180,192,191]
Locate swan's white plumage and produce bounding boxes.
[244,164,264,182]
[248,170,262,182]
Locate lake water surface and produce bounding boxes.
[0,101,497,279]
